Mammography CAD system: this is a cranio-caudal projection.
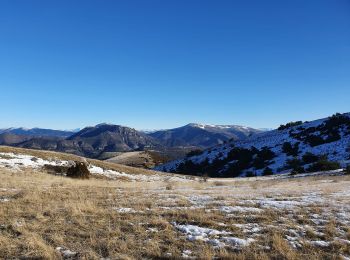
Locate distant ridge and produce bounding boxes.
[0,127,76,138]
[149,123,262,148]
[0,122,263,160]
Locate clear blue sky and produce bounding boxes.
[1,0,349,130]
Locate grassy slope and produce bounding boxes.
[0,146,350,259]
[0,146,163,176]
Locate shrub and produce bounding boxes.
[291,166,305,175]
[325,113,350,129]
[252,157,266,169]
[66,161,90,179]
[285,157,305,174]
[257,147,276,161]
[186,149,203,158]
[250,147,273,169]
[304,134,325,147]
[165,183,173,190]
[302,152,319,164]
[286,157,302,168]
[227,147,254,162]
[199,173,209,182]
[278,121,303,130]
[307,158,341,172]
[44,164,70,175]
[176,160,201,175]
[282,142,299,156]
[345,165,350,175]
[262,167,273,176]
[245,171,256,177]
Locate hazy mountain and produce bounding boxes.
[66,124,162,156]
[149,123,262,148]
[157,113,350,177]
[0,123,262,162]
[12,124,161,158]
[0,127,75,138]
[0,133,32,145]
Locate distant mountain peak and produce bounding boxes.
[95,123,117,127]
[187,123,253,130]
[149,123,262,148]
[0,127,75,138]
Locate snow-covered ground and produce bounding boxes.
[151,182,350,256]
[1,148,349,259]
[173,223,254,248]
[0,152,70,170]
[157,113,350,176]
[0,152,192,182]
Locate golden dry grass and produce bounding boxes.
[0,147,349,259]
[0,146,162,176]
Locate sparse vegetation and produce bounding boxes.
[185,149,203,158]
[278,121,303,130]
[176,146,276,177]
[302,152,320,164]
[282,142,300,156]
[290,113,350,147]
[0,147,349,259]
[262,167,273,176]
[66,161,91,179]
[345,165,350,175]
[307,157,341,172]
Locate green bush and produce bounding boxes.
[278,121,303,131]
[257,147,276,161]
[285,157,305,174]
[286,157,302,169]
[262,167,273,176]
[252,157,266,169]
[290,166,305,175]
[304,134,325,147]
[282,142,300,156]
[245,171,256,177]
[302,152,319,164]
[307,158,341,172]
[345,165,350,175]
[186,149,203,158]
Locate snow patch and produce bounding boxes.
[220,206,263,213]
[56,247,78,258]
[173,223,254,249]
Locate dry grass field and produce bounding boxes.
[0,147,349,259]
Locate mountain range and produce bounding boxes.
[157,113,350,177]
[149,123,261,148]
[0,127,75,137]
[0,123,260,159]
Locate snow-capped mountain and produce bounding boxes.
[149,123,262,149]
[156,113,350,177]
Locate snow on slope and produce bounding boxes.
[0,152,192,182]
[156,113,350,176]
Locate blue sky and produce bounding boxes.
[1,0,349,130]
